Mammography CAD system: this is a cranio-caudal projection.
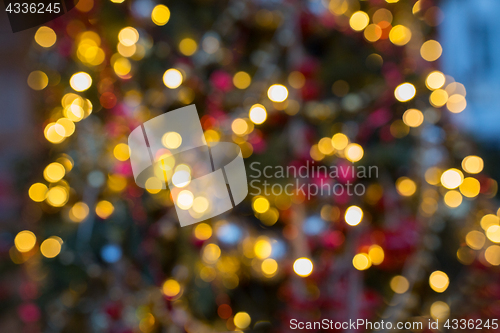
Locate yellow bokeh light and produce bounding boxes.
[56,118,75,137]
[353,253,371,270]
[485,245,500,266]
[254,238,272,259]
[293,257,313,277]
[192,196,209,213]
[253,197,270,214]
[444,190,462,208]
[429,89,448,107]
[177,190,194,210]
[145,177,163,194]
[345,143,364,162]
[349,11,369,31]
[267,84,288,102]
[430,301,450,321]
[249,104,267,125]
[179,38,198,56]
[331,133,349,150]
[69,202,90,222]
[446,94,467,113]
[394,83,416,102]
[46,186,69,207]
[480,214,499,231]
[15,230,37,253]
[462,155,483,174]
[113,57,132,77]
[465,230,485,250]
[402,109,424,127]
[231,118,249,135]
[429,270,449,293]
[389,25,412,46]
[318,137,335,155]
[420,40,442,62]
[162,279,180,297]
[34,26,57,48]
[113,143,130,161]
[95,200,114,219]
[233,71,252,89]
[459,177,480,198]
[117,42,136,57]
[163,69,183,89]
[29,183,48,202]
[486,225,500,243]
[234,312,251,329]
[70,72,92,92]
[162,131,182,149]
[425,167,442,185]
[40,237,62,258]
[151,5,171,26]
[345,205,363,226]
[203,243,221,263]
[27,70,49,90]
[261,258,278,276]
[43,162,66,183]
[368,245,384,265]
[288,71,305,89]
[364,24,382,42]
[426,71,446,90]
[390,275,409,294]
[440,168,464,189]
[44,122,65,144]
[396,177,416,196]
[118,27,139,46]
[194,223,212,240]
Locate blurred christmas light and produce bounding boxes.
[34,26,56,48]
[485,245,500,266]
[293,257,313,277]
[46,186,69,207]
[113,143,130,161]
[331,133,349,150]
[441,168,464,189]
[249,104,267,124]
[353,253,371,270]
[233,71,251,89]
[444,190,462,208]
[253,197,270,214]
[70,72,92,92]
[43,163,66,183]
[162,279,180,297]
[40,237,62,258]
[459,177,480,198]
[267,84,288,102]
[394,83,416,102]
[95,200,114,219]
[69,202,90,222]
[426,71,446,90]
[345,143,364,162]
[420,40,443,62]
[462,156,484,174]
[15,231,36,253]
[368,245,384,265]
[176,190,194,210]
[429,271,449,293]
[396,177,416,196]
[390,275,409,294]
[389,25,411,46]
[430,301,450,321]
[465,230,485,250]
[118,27,139,46]
[27,70,48,90]
[179,38,198,56]
[29,183,48,202]
[349,11,369,31]
[151,5,170,26]
[194,223,212,240]
[163,69,183,88]
[345,205,363,226]
[402,109,424,127]
[233,312,251,329]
